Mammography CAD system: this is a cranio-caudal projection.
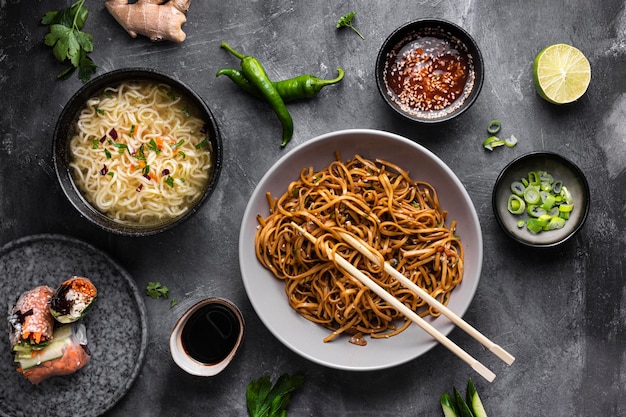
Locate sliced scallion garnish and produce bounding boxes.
[487,119,502,135]
[505,170,574,234]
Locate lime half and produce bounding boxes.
[533,43,591,104]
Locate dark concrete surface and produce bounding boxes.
[1,1,625,416]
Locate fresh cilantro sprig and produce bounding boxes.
[146,281,178,307]
[337,11,364,40]
[41,0,97,82]
[246,374,305,417]
[146,281,170,299]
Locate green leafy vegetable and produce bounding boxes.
[247,373,304,417]
[337,11,364,39]
[146,282,170,299]
[41,0,97,82]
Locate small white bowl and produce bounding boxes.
[169,297,244,376]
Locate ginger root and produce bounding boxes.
[105,0,193,43]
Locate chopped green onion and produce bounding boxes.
[547,216,566,230]
[483,136,505,151]
[527,171,540,185]
[195,138,209,149]
[541,194,556,210]
[527,205,547,217]
[507,195,526,214]
[526,218,547,233]
[505,135,518,147]
[510,181,525,196]
[487,119,502,134]
[539,171,554,183]
[505,169,574,235]
[523,186,541,204]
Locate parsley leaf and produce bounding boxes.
[336,11,364,40]
[42,0,97,82]
[246,374,304,417]
[146,282,170,299]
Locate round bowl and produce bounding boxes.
[53,68,222,236]
[375,18,484,123]
[239,129,483,371]
[492,151,590,247]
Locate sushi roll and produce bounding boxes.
[16,323,91,385]
[8,285,56,351]
[49,276,97,324]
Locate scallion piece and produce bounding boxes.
[527,205,547,217]
[505,169,574,236]
[510,181,525,196]
[523,186,541,204]
[507,195,526,214]
[547,216,566,230]
[487,119,502,134]
[482,136,505,151]
[526,218,547,233]
[505,135,518,147]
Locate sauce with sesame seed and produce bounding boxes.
[384,32,473,116]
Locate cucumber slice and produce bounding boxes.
[440,392,460,417]
[17,325,74,370]
[467,379,488,417]
[454,387,475,417]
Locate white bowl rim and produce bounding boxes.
[239,128,483,371]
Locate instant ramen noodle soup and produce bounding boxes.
[68,81,214,227]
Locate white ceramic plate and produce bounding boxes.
[239,129,483,371]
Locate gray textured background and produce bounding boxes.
[1,1,625,416]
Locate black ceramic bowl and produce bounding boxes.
[53,68,222,236]
[375,18,484,123]
[492,152,590,248]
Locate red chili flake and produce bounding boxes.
[136,184,143,192]
[99,135,106,143]
[100,164,108,175]
[109,128,118,140]
[161,169,170,176]
[143,174,151,181]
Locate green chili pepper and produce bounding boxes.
[217,67,345,101]
[220,42,294,147]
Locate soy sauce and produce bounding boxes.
[181,304,240,364]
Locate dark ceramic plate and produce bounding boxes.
[492,152,590,247]
[53,67,223,237]
[0,234,148,417]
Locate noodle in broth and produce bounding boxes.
[255,154,464,343]
[69,81,212,226]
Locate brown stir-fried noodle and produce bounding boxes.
[255,154,464,343]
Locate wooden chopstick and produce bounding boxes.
[338,231,516,366]
[291,222,496,382]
